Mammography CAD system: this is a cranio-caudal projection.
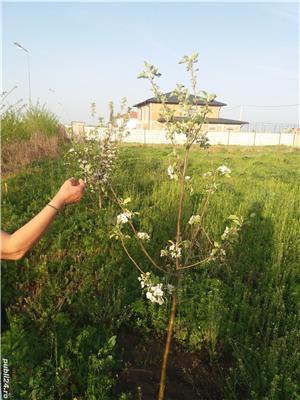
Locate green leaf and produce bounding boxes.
[210,248,218,256]
[228,215,239,221]
[107,335,116,350]
[182,240,191,249]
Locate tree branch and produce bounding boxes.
[180,256,211,270]
[108,183,168,274]
[120,235,144,274]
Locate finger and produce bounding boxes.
[69,177,79,185]
[79,179,86,189]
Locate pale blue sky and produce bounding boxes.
[2,1,299,124]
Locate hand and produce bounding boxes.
[52,178,86,209]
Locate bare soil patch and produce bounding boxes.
[115,327,230,400]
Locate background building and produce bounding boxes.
[133,93,248,131]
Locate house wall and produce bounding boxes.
[137,106,241,132]
[150,103,221,120]
[138,102,222,129]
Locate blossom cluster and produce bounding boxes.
[161,241,182,259]
[217,165,231,176]
[94,136,118,183]
[184,175,194,195]
[221,226,231,240]
[117,211,132,225]
[167,165,178,181]
[138,272,174,305]
[188,214,201,225]
[201,164,231,194]
[137,232,150,241]
[210,214,247,261]
[65,131,118,197]
[210,242,226,261]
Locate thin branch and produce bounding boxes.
[184,173,213,266]
[55,279,82,311]
[185,224,201,265]
[176,147,190,246]
[127,220,168,274]
[120,235,144,274]
[201,226,213,245]
[200,187,213,221]
[179,256,211,270]
[108,183,168,274]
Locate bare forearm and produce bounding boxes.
[1,177,85,261]
[1,194,64,259]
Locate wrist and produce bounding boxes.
[51,193,65,210]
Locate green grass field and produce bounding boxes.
[1,144,300,400]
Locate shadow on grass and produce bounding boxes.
[220,201,281,398]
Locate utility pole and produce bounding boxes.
[239,105,243,121]
[13,42,31,104]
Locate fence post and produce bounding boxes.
[144,129,146,145]
[278,132,282,145]
[227,130,230,145]
[253,131,256,146]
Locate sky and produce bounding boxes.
[2,1,299,125]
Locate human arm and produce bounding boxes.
[0,178,85,260]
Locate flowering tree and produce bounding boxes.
[65,100,130,207]
[65,54,251,399]
[110,53,252,400]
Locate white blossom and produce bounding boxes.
[185,176,191,181]
[146,284,164,305]
[146,291,156,303]
[202,171,212,178]
[188,215,201,225]
[138,273,165,305]
[221,226,230,240]
[160,242,182,259]
[138,272,151,288]
[152,283,164,298]
[117,212,132,225]
[137,232,150,241]
[156,297,164,305]
[217,165,231,176]
[160,249,168,257]
[82,163,92,173]
[68,148,75,153]
[169,243,182,259]
[167,165,178,180]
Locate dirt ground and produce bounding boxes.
[115,327,230,400]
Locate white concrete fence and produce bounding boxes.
[66,124,300,148]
